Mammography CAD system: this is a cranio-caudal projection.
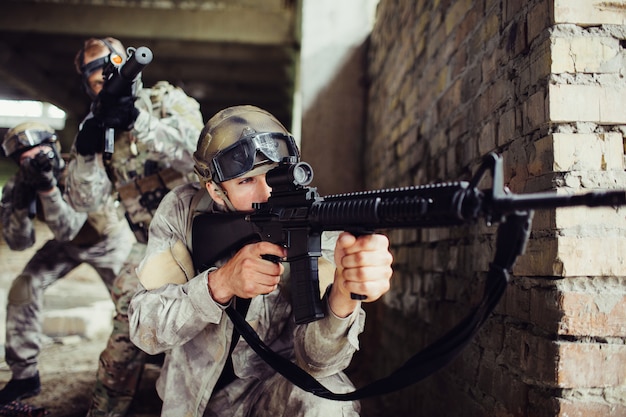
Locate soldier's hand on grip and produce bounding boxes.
[207,241,286,304]
[20,150,58,192]
[92,91,139,131]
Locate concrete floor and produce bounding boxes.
[0,337,162,417]
[0,222,161,416]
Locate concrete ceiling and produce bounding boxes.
[0,0,300,136]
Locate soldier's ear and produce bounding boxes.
[205,181,225,206]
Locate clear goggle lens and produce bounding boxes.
[211,132,299,182]
[81,52,124,78]
[2,129,56,157]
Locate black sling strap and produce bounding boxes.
[214,297,251,391]
[225,261,509,401]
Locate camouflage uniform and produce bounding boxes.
[65,80,203,416]
[128,183,363,417]
[1,174,134,382]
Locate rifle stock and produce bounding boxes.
[192,153,626,324]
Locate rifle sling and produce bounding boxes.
[214,297,251,392]
[225,262,508,401]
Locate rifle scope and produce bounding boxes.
[265,161,314,192]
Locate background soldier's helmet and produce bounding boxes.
[193,105,300,185]
[2,121,59,161]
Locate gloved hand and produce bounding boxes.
[11,175,37,211]
[75,117,105,156]
[92,91,139,131]
[20,150,58,192]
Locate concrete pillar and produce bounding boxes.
[297,0,379,195]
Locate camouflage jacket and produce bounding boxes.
[128,183,365,417]
[65,81,203,242]
[3,175,128,250]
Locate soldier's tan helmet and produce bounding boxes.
[2,121,58,159]
[193,105,300,184]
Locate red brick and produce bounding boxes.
[557,342,626,387]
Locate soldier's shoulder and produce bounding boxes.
[161,181,202,207]
[146,80,182,97]
[167,181,201,198]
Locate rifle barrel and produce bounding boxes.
[106,46,153,96]
[120,46,153,80]
[496,189,626,212]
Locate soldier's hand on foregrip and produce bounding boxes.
[92,91,139,131]
[75,118,105,156]
[331,232,393,316]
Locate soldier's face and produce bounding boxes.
[83,50,109,96]
[87,69,105,96]
[207,173,272,212]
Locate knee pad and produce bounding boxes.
[8,274,34,305]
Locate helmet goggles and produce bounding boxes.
[210,132,299,183]
[2,128,56,158]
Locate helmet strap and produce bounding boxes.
[211,182,237,212]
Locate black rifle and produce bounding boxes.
[191,152,626,400]
[98,46,153,159]
[193,153,626,325]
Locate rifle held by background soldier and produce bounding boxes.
[92,46,153,159]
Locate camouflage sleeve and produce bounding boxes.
[129,272,224,355]
[129,187,225,354]
[1,176,36,251]
[64,152,113,212]
[38,187,88,242]
[132,83,204,173]
[63,114,114,212]
[292,233,366,378]
[294,298,365,378]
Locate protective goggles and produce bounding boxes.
[210,132,299,183]
[2,129,56,158]
[80,51,124,97]
[80,38,124,79]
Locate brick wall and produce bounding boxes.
[361,1,626,416]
